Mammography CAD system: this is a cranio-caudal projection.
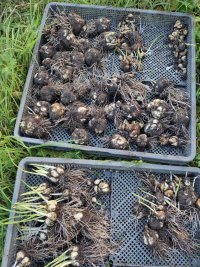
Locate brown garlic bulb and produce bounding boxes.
[109,134,129,150]
[71,128,89,145]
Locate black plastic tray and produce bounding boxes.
[14,3,196,164]
[2,157,200,266]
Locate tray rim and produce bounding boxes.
[13,2,196,164]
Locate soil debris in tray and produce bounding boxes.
[133,171,200,259]
[20,10,190,153]
[11,164,116,267]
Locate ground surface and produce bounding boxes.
[0,0,200,262]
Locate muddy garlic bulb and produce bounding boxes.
[159,134,170,146]
[125,13,136,26]
[118,13,136,34]
[33,101,50,117]
[39,44,56,59]
[154,77,170,94]
[60,88,77,105]
[71,51,85,67]
[69,102,89,124]
[100,31,118,50]
[129,122,143,140]
[168,136,180,147]
[106,76,120,96]
[173,108,189,126]
[119,55,138,72]
[54,66,74,82]
[88,116,107,135]
[143,225,159,246]
[42,58,52,69]
[82,17,111,37]
[58,29,76,49]
[90,90,108,106]
[14,251,31,267]
[117,119,137,132]
[39,86,57,103]
[37,183,52,195]
[109,134,129,150]
[148,216,164,230]
[144,119,165,136]
[71,128,89,145]
[95,17,111,34]
[136,134,149,148]
[117,120,143,141]
[147,99,168,119]
[104,103,117,120]
[68,12,85,35]
[34,69,49,86]
[47,166,65,183]
[85,48,101,67]
[20,114,51,139]
[49,103,65,121]
[120,101,141,120]
[177,186,197,207]
[118,13,144,56]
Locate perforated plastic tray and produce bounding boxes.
[14,2,196,164]
[2,158,200,267]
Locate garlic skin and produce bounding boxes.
[74,212,84,221]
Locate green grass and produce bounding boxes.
[0,0,200,261]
